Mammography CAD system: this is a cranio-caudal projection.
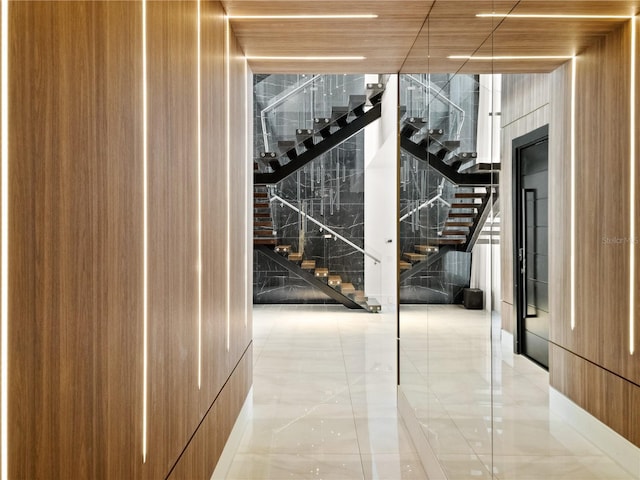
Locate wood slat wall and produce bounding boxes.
[502,19,640,448]
[6,1,252,478]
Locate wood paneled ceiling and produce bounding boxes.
[221,0,640,74]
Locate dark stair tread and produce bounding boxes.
[433,238,466,245]
[254,192,269,198]
[366,82,385,105]
[450,203,480,209]
[253,238,278,245]
[458,162,501,174]
[348,95,367,117]
[332,106,350,127]
[314,117,333,138]
[296,128,315,149]
[441,230,469,236]
[254,229,276,236]
[454,192,487,199]
[254,202,270,209]
[254,221,273,228]
[445,221,474,227]
[254,212,271,218]
[448,212,475,218]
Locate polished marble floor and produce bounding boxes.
[214,304,638,480]
[215,304,427,480]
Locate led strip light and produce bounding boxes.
[571,56,577,331]
[197,0,202,389]
[244,57,249,330]
[141,0,149,463]
[225,16,231,352]
[630,17,637,355]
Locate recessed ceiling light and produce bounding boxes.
[449,55,574,60]
[228,14,378,20]
[477,13,632,19]
[246,56,366,61]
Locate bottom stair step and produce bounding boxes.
[365,298,381,313]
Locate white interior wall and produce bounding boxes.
[364,74,398,307]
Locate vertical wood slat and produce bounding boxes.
[145,1,200,478]
[8,2,143,478]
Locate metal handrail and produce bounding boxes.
[399,194,451,222]
[260,75,320,151]
[271,194,381,264]
[405,74,466,139]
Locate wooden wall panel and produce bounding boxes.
[7,1,252,478]
[500,73,550,334]
[549,62,572,351]
[145,2,200,477]
[545,19,640,448]
[229,25,251,367]
[200,0,230,415]
[8,2,143,478]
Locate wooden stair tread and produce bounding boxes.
[448,212,474,218]
[442,230,468,236]
[415,245,438,254]
[288,252,303,262]
[253,238,278,245]
[404,252,427,262]
[341,283,355,294]
[254,192,268,198]
[254,220,273,227]
[399,261,412,270]
[254,212,271,218]
[254,202,270,209]
[328,275,342,286]
[450,203,479,209]
[274,244,291,253]
[434,238,466,245]
[352,290,367,302]
[301,260,316,270]
[254,229,275,236]
[315,268,329,277]
[454,192,486,198]
[445,221,473,227]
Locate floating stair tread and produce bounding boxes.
[450,203,480,209]
[254,202,270,209]
[399,261,412,270]
[253,238,278,245]
[288,252,303,262]
[415,245,438,254]
[301,260,316,270]
[434,238,466,245]
[365,298,382,313]
[254,192,269,198]
[254,212,271,218]
[254,221,273,228]
[274,244,291,253]
[448,212,475,218]
[445,221,474,227]
[352,290,367,302]
[442,230,469,236]
[404,252,427,262]
[328,275,342,286]
[315,267,329,278]
[254,229,275,236]
[341,283,355,294]
[454,193,487,199]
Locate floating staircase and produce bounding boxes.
[255,83,385,185]
[253,186,277,246]
[255,244,381,313]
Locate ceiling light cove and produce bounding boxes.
[449,55,575,61]
[246,56,366,61]
[477,13,632,19]
[228,14,378,20]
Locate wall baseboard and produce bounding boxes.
[550,387,640,478]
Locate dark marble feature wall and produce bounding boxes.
[254,74,366,304]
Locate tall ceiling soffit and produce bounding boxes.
[221,0,640,74]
